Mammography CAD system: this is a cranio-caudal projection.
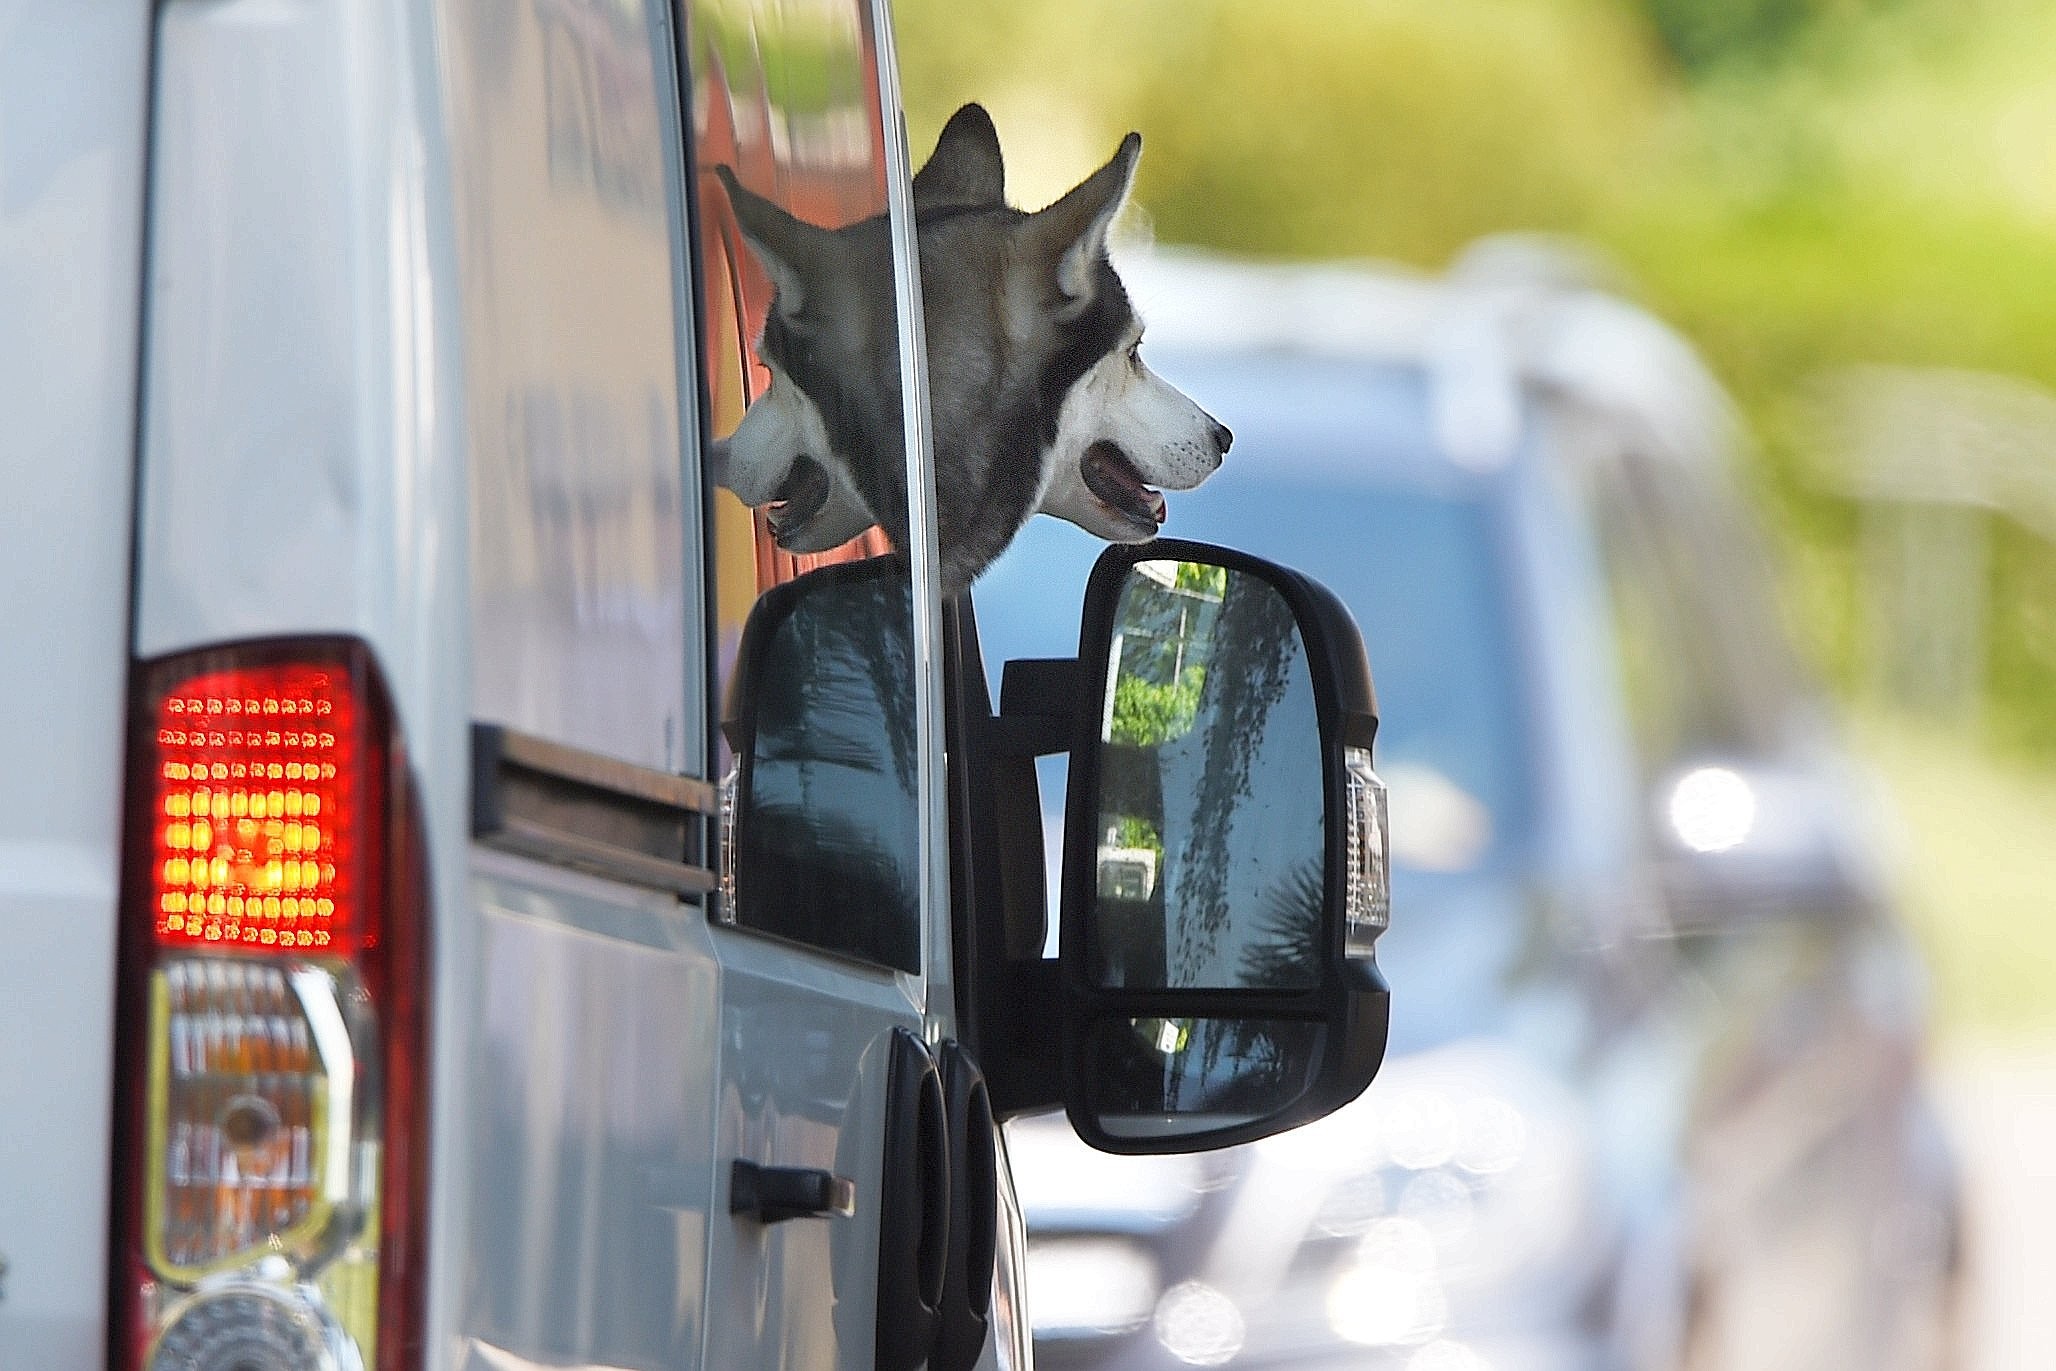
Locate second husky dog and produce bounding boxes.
[714,104,1230,594]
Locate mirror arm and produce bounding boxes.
[982,957,1065,1120]
[982,658,1083,758]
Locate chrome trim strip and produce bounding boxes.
[490,725,718,815]
[870,0,945,1024]
[488,816,717,898]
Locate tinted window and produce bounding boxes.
[1250,486,1533,871]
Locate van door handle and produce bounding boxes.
[729,1159,856,1223]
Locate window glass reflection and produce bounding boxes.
[459,0,695,774]
[729,561,919,971]
[685,0,916,966]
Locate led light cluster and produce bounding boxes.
[1343,746,1391,957]
[119,643,412,1371]
[155,959,327,1271]
[148,664,364,955]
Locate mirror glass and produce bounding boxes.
[1086,1016,1322,1139]
[1088,560,1325,991]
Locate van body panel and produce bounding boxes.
[453,861,722,1371]
[441,0,704,778]
[701,933,920,1370]
[20,0,1034,1364]
[433,2,725,1367]
[0,3,151,1366]
[135,0,455,669]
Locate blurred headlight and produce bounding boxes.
[1262,1041,1599,1327]
[1327,1218,1447,1347]
[1154,1280,1246,1366]
[1667,765,1756,853]
[1025,1236,1160,1339]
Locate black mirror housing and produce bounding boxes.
[1056,540,1391,1154]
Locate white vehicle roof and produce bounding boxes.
[1118,239,1740,477]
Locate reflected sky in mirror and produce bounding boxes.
[1093,561,1324,991]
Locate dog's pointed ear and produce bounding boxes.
[716,164,832,322]
[1026,131,1140,317]
[913,103,1006,211]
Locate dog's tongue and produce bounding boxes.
[1082,441,1166,530]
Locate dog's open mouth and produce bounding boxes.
[765,455,833,540]
[1080,441,1167,534]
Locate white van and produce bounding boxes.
[0,4,1392,1370]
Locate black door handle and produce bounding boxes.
[729,1159,857,1223]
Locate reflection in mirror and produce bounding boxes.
[710,103,1231,596]
[729,562,919,971]
[1090,562,1324,991]
[1087,1016,1321,1139]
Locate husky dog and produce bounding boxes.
[713,104,1231,593]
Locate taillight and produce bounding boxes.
[111,641,428,1371]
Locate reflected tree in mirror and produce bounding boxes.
[1091,561,1325,991]
[729,562,920,971]
[1087,1016,1322,1139]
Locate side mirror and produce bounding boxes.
[1058,540,1391,1153]
[720,559,921,972]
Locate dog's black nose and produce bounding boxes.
[1211,419,1234,455]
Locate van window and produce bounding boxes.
[455,0,704,776]
[683,0,928,970]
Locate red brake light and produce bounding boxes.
[149,662,371,956]
[111,640,428,1371]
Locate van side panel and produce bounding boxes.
[436,2,723,1368]
[135,3,412,660]
[0,4,150,1367]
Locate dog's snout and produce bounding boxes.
[1210,418,1233,456]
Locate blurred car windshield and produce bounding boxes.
[975,475,1535,877]
[1237,481,1532,872]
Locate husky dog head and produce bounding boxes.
[714,104,1230,593]
[713,169,906,559]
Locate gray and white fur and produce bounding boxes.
[716,103,1230,595]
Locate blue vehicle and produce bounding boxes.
[977,247,1963,1371]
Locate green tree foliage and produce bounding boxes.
[1640,0,1887,73]
[1111,666,1206,748]
[893,0,2056,761]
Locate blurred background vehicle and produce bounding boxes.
[971,246,1964,1371]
